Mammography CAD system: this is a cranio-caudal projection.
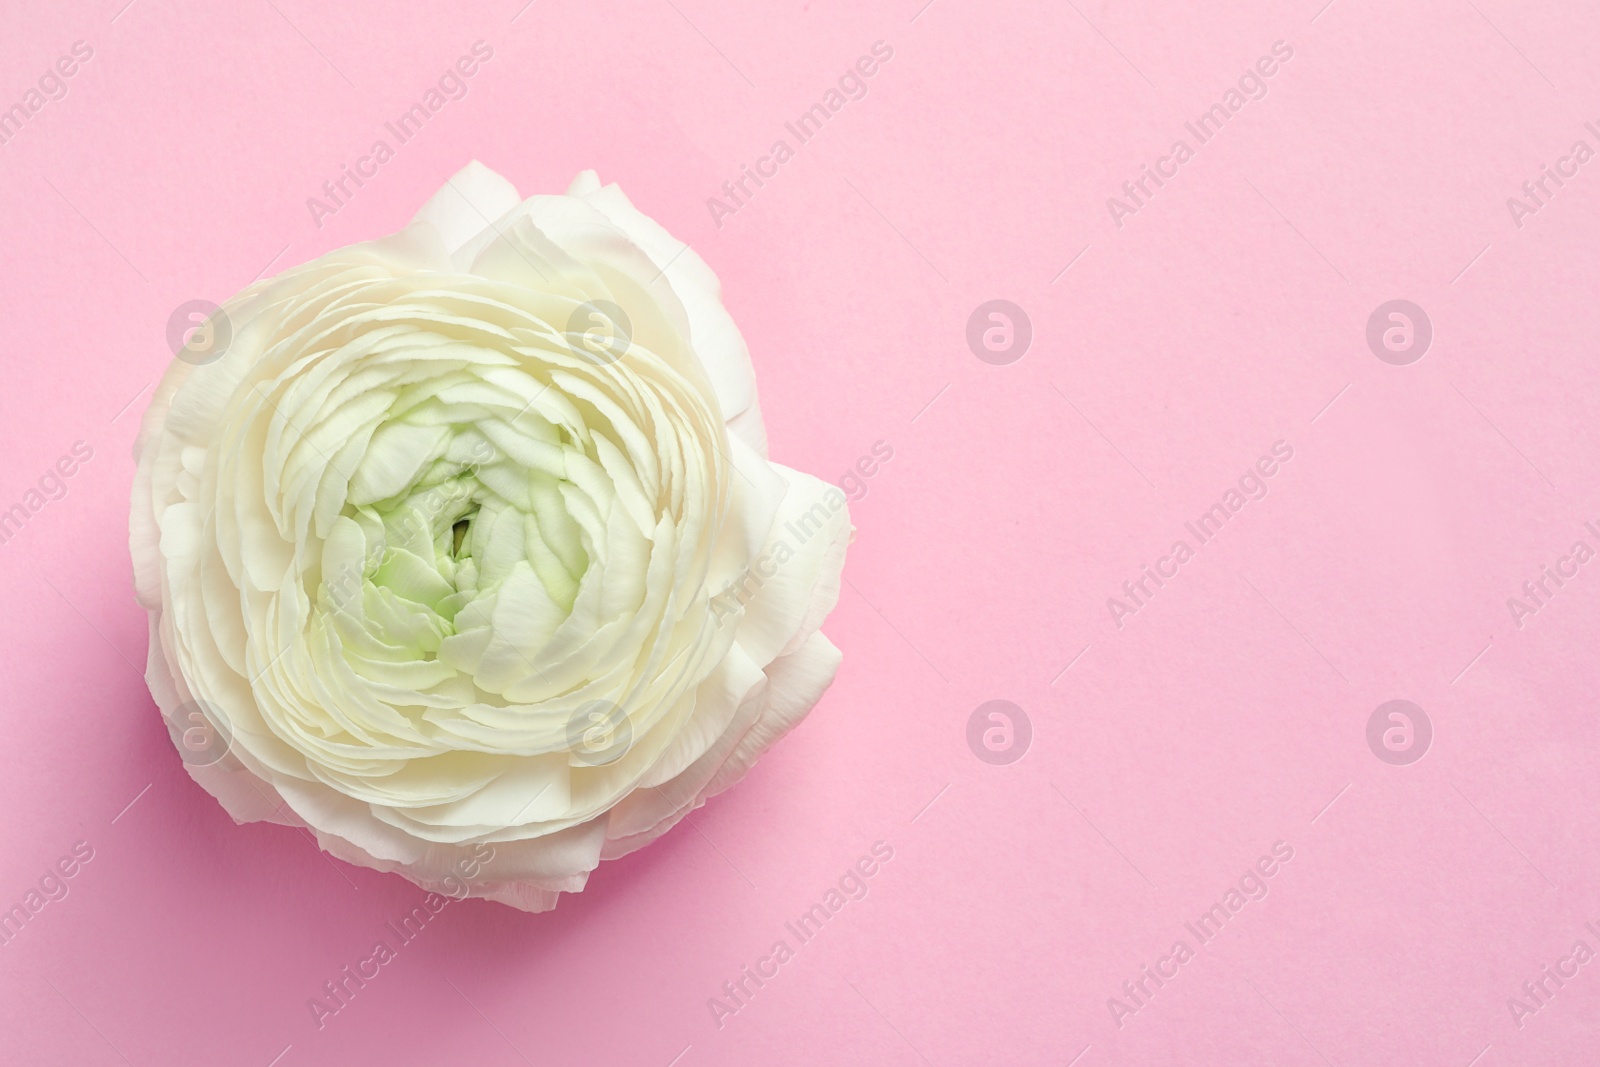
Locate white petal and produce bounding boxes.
[603,630,841,858]
[576,178,764,452]
[409,160,522,259]
[727,463,851,666]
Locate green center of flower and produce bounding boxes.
[312,380,619,701]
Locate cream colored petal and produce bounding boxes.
[408,160,522,260]
[575,176,765,454]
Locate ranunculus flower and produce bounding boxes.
[130,162,851,911]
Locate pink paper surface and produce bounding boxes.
[3,1,1599,1064]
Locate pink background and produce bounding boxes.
[3,0,1599,1063]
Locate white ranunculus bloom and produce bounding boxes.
[131,162,851,912]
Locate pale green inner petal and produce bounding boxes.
[324,377,604,704]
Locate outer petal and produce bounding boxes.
[409,160,523,260]
[570,171,765,455]
[602,630,842,859]
[727,463,851,666]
